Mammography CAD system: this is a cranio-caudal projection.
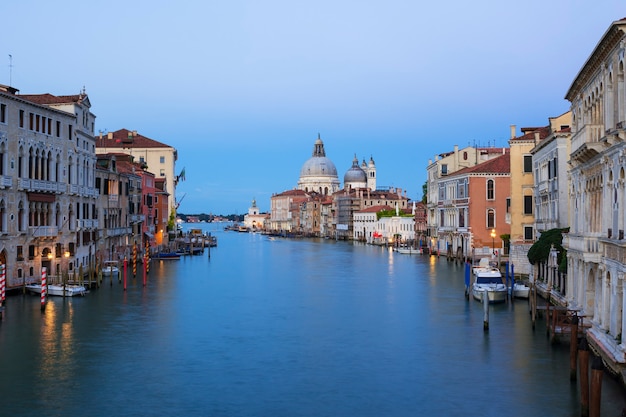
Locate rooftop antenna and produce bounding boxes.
[8,54,13,86]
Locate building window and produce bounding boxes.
[506,198,510,213]
[19,110,24,128]
[524,195,533,214]
[487,209,495,228]
[524,226,534,241]
[139,156,145,163]
[463,151,468,160]
[160,169,165,176]
[523,155,532,173]
[16,245,23,261]
[441,164,448,175]
[0,103,6,123]
[486,179,494,200]
[160,156,165,163]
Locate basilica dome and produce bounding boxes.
[344,155,367,189]
[297,135,340,195]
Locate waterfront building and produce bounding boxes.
[243,198,267,231]
[297,135,340,195]
[95,129,178,221]
[413,201,428,248]
[353,205,392,243]
[508,125,550,275]
[0,85,97,288]
[426,145,508,255]
[334,187,409,240]
[563,17,626,375]
[95,154,140,262]
[299,193,327,237]
[154,177,170,247]
[268,189,310,234]
[530,112,572,235]
[437,152,511,260]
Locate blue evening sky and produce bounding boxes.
[1,1,623,215]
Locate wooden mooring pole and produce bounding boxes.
[482,290,489,331]
[579,338,590,417]
[590,357,603,417]
[569,315,579,381]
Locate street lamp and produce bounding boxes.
[490,229,496,255]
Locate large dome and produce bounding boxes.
[300,155,338,178]
[297,136,340,195]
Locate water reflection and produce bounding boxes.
[0,230,624,417]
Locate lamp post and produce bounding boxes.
[63,251,70,297]
[490,229,496,256]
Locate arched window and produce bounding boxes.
[486,179,494,200]
[487,209,495,228]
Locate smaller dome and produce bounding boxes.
[344,155,367,185]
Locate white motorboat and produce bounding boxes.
[26,283,86,297]
[102,261,119,276]
[394,247,422,255]
[512,282,530,299]
[472,257,492,276]
[472,268,507,303]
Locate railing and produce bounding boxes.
[108,195,119,203]
[130,214,145,223]
[105,227,132,237]
[29,226,58,237]
[0,175,11,188]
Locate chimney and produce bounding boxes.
[107,132,113,140]
[132,130,138,137]
[510,125,516,139]
[534,131,540,144]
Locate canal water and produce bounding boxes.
[1,225,625,417]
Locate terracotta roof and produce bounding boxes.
[357,205,393,213]
[96,128,173,149]
[453,153,510,176]
[19,93,86,105]
[274,189,309,197]
[511,126,550,142]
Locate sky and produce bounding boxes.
[1,1,624,215]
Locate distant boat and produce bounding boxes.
[102,261,119,276]
[152,252,181,260]
[394,247,421,255]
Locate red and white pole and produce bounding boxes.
[123,257,128,291]
[41,267,47,312]
[142,254,147,287]
[0,263,5,305]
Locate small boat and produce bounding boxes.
[472,269,507,303]
[26,283,86,297]
[152,252,181,260]
[472,257,492,276]
[511,282,530,299]
[102,261,119,276]
[394,247,421,255]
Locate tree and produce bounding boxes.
[527,228,569,272]
[421,181,427,204]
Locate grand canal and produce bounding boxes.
[1,224,625,417]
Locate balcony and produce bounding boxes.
[108,195,119,204]
[570,124,605,163]
[130,214,145,224]
[18,178,65,193]
[105,227,132,237]
[0,175,11,189]
[563,233,602,263]
[29,226,58,238]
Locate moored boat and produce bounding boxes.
[472,268,507,303]
[101,261,119,276]
[394,247,422,255]
[512,282,530,299]
[26,283,86,297]
[152,252,181,260]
